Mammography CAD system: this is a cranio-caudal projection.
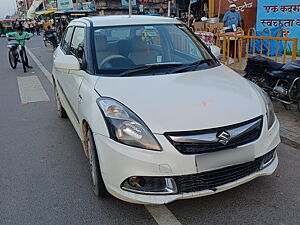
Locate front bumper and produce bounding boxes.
[93,117,280,204]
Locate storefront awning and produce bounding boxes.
[36,8,57,15]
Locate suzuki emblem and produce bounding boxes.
[217,131,231,145]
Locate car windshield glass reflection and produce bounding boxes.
[93,24,217,76]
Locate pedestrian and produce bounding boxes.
[223,4,242,31]
[29,20,35,34]
[222,4,242,59]
[35,20,40,35]
[24,20,30,32]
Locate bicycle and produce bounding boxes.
[7,38,29,73]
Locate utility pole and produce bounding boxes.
[188,0,192,27]
[128,0,132,16]
[168,0,171,17]
[24,0,28,10]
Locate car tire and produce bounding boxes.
[54,85,67,118]
[87,128,108,197]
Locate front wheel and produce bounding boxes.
[54,85,67,118]
[87,129,108,197]
[8,50,17,69]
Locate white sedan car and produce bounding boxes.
[52,16,280,204]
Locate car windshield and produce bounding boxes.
[93,24,218,76]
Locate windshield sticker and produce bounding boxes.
[157,56,162,63]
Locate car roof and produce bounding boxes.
[70,15,181,27]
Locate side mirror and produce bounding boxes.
[54,55,80,72]
[210,45,221,59]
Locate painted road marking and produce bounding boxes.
[17,76,50,104]
[27,44,183,225]
[145,205,182,225]
[26,47,53,85]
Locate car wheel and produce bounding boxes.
[54,85,67,118]
[87,128,108,197]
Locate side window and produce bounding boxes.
[168,26,201,58]
[61,27,74,54]
[69,27,85,64]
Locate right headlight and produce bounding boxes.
[251,83,276,129]
[96,97,162,151]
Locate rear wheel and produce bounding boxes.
[8,50,17,69]
[297,98,300,114]
[87,129,108,197]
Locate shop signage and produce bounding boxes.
[57,0,73,11]
[77,1,96,12]
[257,0,300,49]
[121,0,137,8]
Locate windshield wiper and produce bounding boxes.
[119,63,184,77]
[168,59,215,74]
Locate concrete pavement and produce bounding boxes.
[0,36,299,225]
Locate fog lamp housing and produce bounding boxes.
[260,149,276,169]
[121,176,178,195]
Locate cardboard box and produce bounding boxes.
[207,22,224,32]
[193,21,206,31]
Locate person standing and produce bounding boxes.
[24,20,30,32]
[35,20,40,35]
[223,4,242,31]
[222,4,242,59]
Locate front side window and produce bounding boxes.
[61,27,74,54]
[70,27,85,64]
[93,24,218,76]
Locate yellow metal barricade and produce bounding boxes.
[217,34,298,72]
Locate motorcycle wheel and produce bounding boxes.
[8,50,17,69]
[297,98,300,114]
[44,39,47,47]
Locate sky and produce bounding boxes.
[0,0,17,19]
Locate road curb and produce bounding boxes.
[281,136,300,150]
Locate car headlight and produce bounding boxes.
[96,97,162,151]
[251,83,276,129]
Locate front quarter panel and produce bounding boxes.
[79,75,109,137]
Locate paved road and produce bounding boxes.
[0,36,299,225]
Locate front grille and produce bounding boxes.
[165,116,263,155]
[174,150,275,194]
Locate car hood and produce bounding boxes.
[94,65,265,134]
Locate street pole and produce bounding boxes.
[217,0,221,23]
[168,0,171,17]
[128,0,132,16]
[188,0,192,27]
[24,0,28,10]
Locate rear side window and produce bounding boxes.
[61,27,74,54]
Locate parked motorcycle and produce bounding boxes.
[43,31,59,50]
[244,55,300,113]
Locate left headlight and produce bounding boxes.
[96,97,162,151]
